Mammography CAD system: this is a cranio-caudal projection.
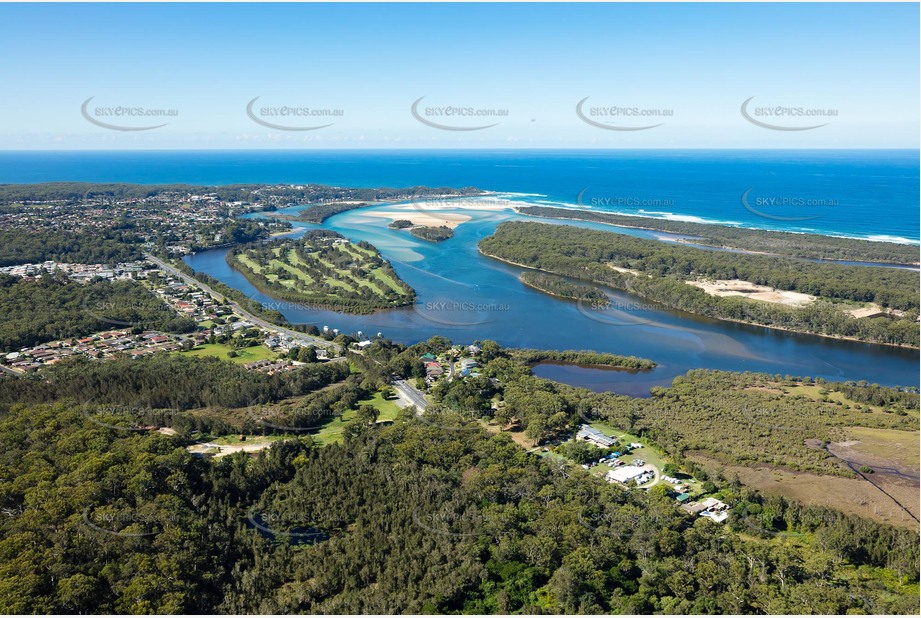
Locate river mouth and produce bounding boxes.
[183,201,920,388]
[529,361,667,398]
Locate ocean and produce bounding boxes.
[0,149,918,244]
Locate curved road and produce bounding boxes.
[145,254,339,353]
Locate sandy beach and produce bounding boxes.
[365,197,514,229]
[365,210,472,229]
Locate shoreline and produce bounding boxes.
[513,207,921,268]
[478,247,920,351]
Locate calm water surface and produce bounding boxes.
[184,201,919,394]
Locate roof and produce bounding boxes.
[701,497,728,510]
[576,424,616,447]
[675,493,690,502]
[681,502,708,514]
[606,465,646,483]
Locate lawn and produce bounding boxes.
[183,343,277,364]
[785,384,886,414]
[229,234,414,312]
[845,426,920,470]
[362,391,403,420]
[308,392,405,446]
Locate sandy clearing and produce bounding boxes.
[844,304,911,319]
[188,439,285,458]
[688,279,816,307]
[607,264,643,276]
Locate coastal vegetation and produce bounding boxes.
[227,230,415,314]
[479,222,920,346]
[519,271,608,302]
[508,348,656,370]
[518,205,920,265]
[409,225,455,242]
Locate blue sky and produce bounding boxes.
[0,2,917,149]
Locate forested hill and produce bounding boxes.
[0,402,917,614]
[0,339,918,613]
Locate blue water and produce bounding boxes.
[183,204,919,390]
[0,149,918,243]
[1,149,918,391]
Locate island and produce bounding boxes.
[226,230,415,314]
[408,225,455,242]
[388,219,456,242]
[519,271,608,302]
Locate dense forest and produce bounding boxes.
[518,205,920,265]
[479,222,920,347]
[0,337,918,613]
[0,274,196,352]
[0,229,145,267]
[0,400,917,613]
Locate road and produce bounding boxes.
[393,379,428,413]
[145,253,339,352]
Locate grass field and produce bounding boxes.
[309,391,405,446]
[228,233,414,312]
[183,343,277,364]
[784,384,903,416]
[844,426,920,470]
[718,460,919,530]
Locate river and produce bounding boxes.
[183,201,919,393]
